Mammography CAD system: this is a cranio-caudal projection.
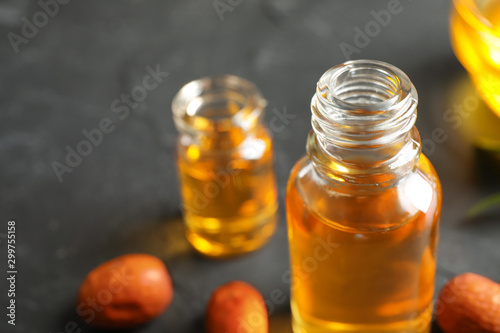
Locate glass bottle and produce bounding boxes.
[450,0,500,152]
[172,75,278,258]
[286,60,442,333]
[450,0,500,118]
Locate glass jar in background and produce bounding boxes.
[286,60,442,333]
[451,0,500,117]
[172,75,278,258]
[450,0,500,154]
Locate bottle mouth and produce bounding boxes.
[452,0,500,37]
[172,75,266,134]
[328,60,403,110]
[312,60,418,147]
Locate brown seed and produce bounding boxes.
[206,281,268,333]
[436,273,500,333]
[77,254,173,329]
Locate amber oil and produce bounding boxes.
[451,0,500,118]
[286,61,442,333]
[172,75,278,258]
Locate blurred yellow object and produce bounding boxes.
[447,73,500,157]
[451,0,500,118]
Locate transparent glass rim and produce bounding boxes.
[323,59,412,111]
[452,0,499,37]
[171,75,266,134]
[311,59,418,147]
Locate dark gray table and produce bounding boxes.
[1,0,499,332]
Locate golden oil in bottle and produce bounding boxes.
[451,0,500,118]
[172,75,278,258]
[286,61,442,333]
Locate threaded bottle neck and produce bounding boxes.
[308,60,421,185]
[312,60,418,147]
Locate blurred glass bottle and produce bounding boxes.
[451,0,500,152]
[286,60,442,333]
[172,75,278,258]
[451,0,500,117]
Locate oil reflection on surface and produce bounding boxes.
[111,216,194,261]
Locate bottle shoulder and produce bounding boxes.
[286,154,442,232]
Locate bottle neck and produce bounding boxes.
[172,75,266,149]
[308,60,421,186]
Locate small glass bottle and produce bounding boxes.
[286,60,442,333]
[172,75,278,258]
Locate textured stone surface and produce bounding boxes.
[0,0,499,332]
